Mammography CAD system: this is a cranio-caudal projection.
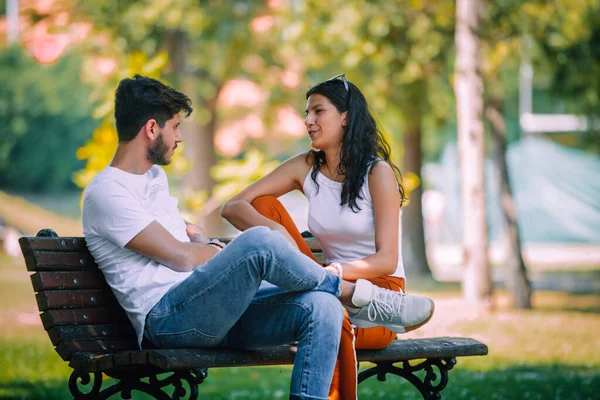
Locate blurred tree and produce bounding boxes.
[481,1,532,309]
[0,46,98,192]
[72,0,295,235]
[476,0,600,309]
[271,0,458,279]
[528,0,600,152]
[455,0,493,311]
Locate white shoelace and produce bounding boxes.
[367,289,404,322]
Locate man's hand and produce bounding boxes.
[186,222,210,244]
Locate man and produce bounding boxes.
[82,75,433,400]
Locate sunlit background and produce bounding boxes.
[0,0,598,399]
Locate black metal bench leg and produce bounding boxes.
[357,357,457,400]
[69,368,208,400]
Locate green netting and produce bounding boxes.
[424,136,600,243]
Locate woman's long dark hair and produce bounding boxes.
[306,78,407,212]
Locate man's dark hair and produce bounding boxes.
[114,74,193,142]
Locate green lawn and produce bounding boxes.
[1,253,598,399]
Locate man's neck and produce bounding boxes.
[110,143,153,175]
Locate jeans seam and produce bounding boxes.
[300,315,313,398]
[150,249,270,316]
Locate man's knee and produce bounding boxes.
[235,225,271,246]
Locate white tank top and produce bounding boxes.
[302,164,405,279]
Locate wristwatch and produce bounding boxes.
[207,240,224,249]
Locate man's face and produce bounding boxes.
[147,115,182,165]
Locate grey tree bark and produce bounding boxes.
[454,0,493,311]
[486,96,532,309]
[402,122,434,280]
[167,30,223,236]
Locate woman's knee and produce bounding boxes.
[251,196,279,213]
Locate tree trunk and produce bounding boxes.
[486,96,532,309]
[167,30,223,236]
[454,0,493,311]
[402,122,433,280]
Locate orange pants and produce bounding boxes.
[251,196,405,400]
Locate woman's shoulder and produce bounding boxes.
[291,151,315,167]
[367,160,397,186]
[368,158,393,175]
[282,152,313,179]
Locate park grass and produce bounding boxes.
[0,253,598,399]
[0,190,82,236]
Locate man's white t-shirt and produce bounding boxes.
[82,165,192,347]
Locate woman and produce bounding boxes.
[221,74,434,399]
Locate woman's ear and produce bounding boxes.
[341,111,348,127]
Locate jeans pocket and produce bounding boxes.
[155,328,220,348]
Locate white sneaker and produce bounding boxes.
[346,279,435,333]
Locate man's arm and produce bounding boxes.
[126,221,219,272]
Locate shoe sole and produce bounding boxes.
[351,299,436,334]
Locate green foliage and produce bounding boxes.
[0,46,98,192]
[210,149,279,202]
[271,0,458,162]
[529,0,600,151]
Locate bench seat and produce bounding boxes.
[70,337,488,373]
[20,230,488,400]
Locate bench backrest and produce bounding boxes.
[19,229,325,362]
[19,232,137,361]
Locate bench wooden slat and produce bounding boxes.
[24,251,97,271]
[40,307,130,330]
[148,346,296,369]
[19,236,88,254]
[355,337,489,361]
[69,352,113,373]
[36,289,117,311]
[314,252,325,264]
[147,337,488,370]
[48,324,136,346]
[56,339,138,361]
[68,337,488,372]
[31,271,108,291]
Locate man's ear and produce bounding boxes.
[144,119,158,140]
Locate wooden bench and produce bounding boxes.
[19,228,488,400]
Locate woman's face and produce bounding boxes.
[305,93,346,151]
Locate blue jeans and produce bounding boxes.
[144,226,345,400]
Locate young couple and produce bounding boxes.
[82,74,434,400]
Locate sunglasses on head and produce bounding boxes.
[325,73,349,91]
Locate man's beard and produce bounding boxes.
[147,133,171,165]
